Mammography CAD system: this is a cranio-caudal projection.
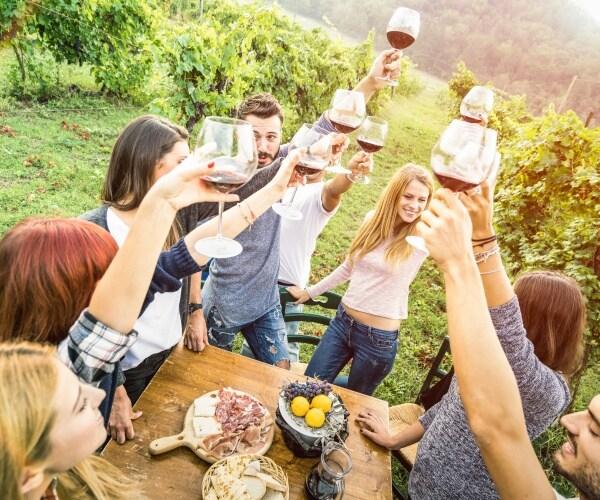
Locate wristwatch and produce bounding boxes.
[188,302,203,314]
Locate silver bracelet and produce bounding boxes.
[474,244,500,263]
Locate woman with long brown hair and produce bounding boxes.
[288,164,434,395]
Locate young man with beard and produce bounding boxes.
[189,50,400,368]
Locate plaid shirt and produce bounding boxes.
[58,309,138,386]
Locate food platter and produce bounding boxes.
[202,454,289,500]
[149,388,274,464]
[278,391,347,446]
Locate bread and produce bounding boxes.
[255,472,286,492]
[241,476,266,499]
[204,488,218,500]
[261,490,285,500]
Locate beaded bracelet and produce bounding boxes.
[244,200,257,222]
[474,244,500,263]
[237,203,253,228]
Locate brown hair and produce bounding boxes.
[0,218,118,345]
[102,115,189,247]
[514,270,586,375]
[236,93,284,124]
[349,164,434,267]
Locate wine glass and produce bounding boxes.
[460,86,494,124]
[327,89,366,174]
[272,124,332,220]
[376,7,420,87]
[349,116,388,185]
[407,120,498,253]
[193,117,258,258]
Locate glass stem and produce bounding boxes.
[287,186,299,206]
[216,201,224,238]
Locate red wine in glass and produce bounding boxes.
[434,172,479,192]
[357,139,384,153]
[387,30,415,50]
[330,119,363,134]
[200,157,252,193]
[295,161,324,177]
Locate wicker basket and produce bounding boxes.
[201,454,289,500]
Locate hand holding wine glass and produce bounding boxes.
[406,119,498,254]
[376,7,420,87]
[272,124,332,220]
[193,116,258,259]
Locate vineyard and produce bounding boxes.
[1,0,599,497]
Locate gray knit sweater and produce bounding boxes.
[409,296,571,499]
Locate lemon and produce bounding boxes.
[305,408,326,428]
[311,394,332,413]
[291,396,310,417]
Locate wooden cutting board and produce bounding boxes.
[148,389,274,464]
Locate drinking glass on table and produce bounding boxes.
[272,124,332,221]
[193,116,258,258]
[406,119,498,253]
[326,89,366,174]
[376,7,420,87]
[349,116,388,185]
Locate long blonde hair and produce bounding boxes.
[348,164,433,267]
[0,342,142,499]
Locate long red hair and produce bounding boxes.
[0,217,118,344]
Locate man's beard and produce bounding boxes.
[553,451,600,500]
[258,152,275,166]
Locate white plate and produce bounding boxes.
[278,392,346,445]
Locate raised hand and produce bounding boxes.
[347,151,373,178]
[367,49,402,90]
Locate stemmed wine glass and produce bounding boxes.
[326,89,366,174]
[376,7,420,87]
[460,86,494,124]
[406,120,498,253]
[272,124,332,220]
[193,117,258,258]
[349,116,388,185]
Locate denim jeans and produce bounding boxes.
[304,305,399,396]
[206,304,289,365]
[241,300,302,362]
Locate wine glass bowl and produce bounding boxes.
[272,124,332,220]
[193,116,258,258]
[377,7,420,87]
[328,90,366,135]
[460,86,494,124]
[351,116,388,185]
[431,119,497,191]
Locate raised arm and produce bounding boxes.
[322,151,372,212]
[418,189,554,499]
[88,156,239,333]
[354,48,402,102]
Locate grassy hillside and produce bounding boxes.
[0,46,597,496]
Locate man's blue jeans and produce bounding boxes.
[304,305,398,396]
[206,304,289,365]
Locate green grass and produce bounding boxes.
[0,47,597,498]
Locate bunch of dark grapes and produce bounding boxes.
[282,380,332,401]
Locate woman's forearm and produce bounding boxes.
[389,420,425,450]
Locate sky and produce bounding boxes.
[573,0,600,24]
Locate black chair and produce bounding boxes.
[390,336,452,500]
[278,289,342,373]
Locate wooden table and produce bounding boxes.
[102,344,392,499]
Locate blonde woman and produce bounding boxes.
[288,164,434,395]
[0,342,141,499]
